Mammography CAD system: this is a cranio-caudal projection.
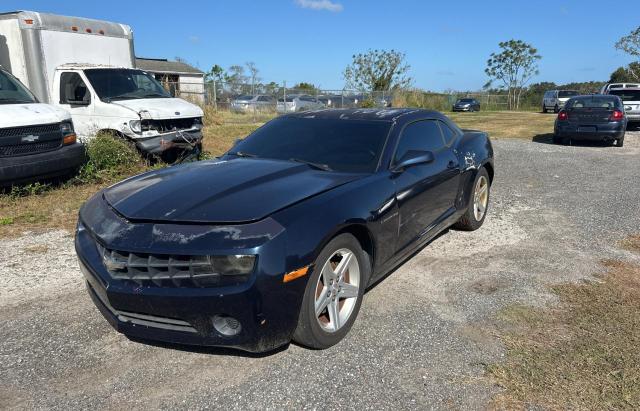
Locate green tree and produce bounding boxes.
[484,40,541,110]
[343,49,412,91]
[610,62,640,83]
[615,26,640,80]
[293,82,318,93]
[205,64,225,83]
[225,65,248,94]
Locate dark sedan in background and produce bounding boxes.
[554,95,627,147]
[452,98,481,112]
[75,108,494,352]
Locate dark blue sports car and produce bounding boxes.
[75,108,494,352]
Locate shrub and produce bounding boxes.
[76,132,146,183]
[359,99,377,108]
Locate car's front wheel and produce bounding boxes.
[293,233,370,349]
[454,167,491,231]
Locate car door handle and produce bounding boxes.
[447,161,459,169]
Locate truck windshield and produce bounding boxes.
[84,69,171,101]
[0,70,37,104]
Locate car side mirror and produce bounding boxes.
[391,150,435,173]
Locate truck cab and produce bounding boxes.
[52,65,203,160]
[0,66,85,186]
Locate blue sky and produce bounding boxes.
[3,0,638,91]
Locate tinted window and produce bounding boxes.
[257,96,271,102]
[459,98,474,103]
[566,96,620,109]
[608,89,640,101]
[438,121,457,145]
[60,72,90,104]
[394,120,445,163]
[232,117,391,173]
[237,95,254,100]
[0,70,37,104]
[559,90,579,98]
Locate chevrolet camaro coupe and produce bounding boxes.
[75,108,494,352]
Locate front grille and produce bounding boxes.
[96,244,245,288]
[0,140,62,157]
[141,117,200,133]
[0,123,60,138]
[0,123,63,157]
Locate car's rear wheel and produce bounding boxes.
[615,137,624,147]
[293,233,369,349]
[454,167,491,231]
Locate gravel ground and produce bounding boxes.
[2,131,639,410]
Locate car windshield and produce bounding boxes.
[84,69,171,101]
[236,95,254,100]
[458,99,474,103]
[231,117,391,173]
[0,70,37,104]
[566,96,619,109]
[608,89,640,101]
[558,90,579,98]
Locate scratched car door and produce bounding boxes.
[393,120,460,252]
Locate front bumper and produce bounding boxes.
[452,106,471,112]
[555,121,626,141]
[75,195,308,353]
[134,128,202,156]
[0,142,85,186]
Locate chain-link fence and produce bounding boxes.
[159,79,515,124]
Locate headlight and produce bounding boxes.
[60,121,74,135]
[192,255,256,286]
[129,120,141,133]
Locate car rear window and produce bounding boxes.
[233,117,391,173]
[608,89,640,101]
[566,96,619,109]
[558,90,579,98]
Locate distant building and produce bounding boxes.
[135,57,204,103]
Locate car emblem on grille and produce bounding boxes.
[626,106,632,111]
[21,134,39,143]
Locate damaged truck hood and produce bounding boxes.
[103,158,363,224]
[112,97,203,119]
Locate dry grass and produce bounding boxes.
[448,111,555,140]
[489,239,640,409]
[0,111,552,238]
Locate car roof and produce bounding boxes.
[283,108,439,122]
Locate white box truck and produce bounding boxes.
[0,11,203,160]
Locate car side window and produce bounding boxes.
[437,121,457,145]
[394,120,445,164]
[60,72,90,105]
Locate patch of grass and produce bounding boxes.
[448,111,555,140]
[0,216,13,225]
[489,251,640,409]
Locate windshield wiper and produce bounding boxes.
[142,93,169,98]
[229,151,257,158]
[289,158,333,171]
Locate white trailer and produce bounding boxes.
[0,11,203,159]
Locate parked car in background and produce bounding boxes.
[554,95,626,147]
[276,94,324,113]
[231,95,276,113]
[606,88,640,124]
[452,98,480,112]
[0,67,85,186]
[75,108,494,352]
[542,90,579,113]
[599,82,640,94]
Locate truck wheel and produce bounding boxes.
[553,105,559,113]
[542,105,547,113]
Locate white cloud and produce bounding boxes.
[295,0,343,12]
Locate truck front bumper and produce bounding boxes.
[134,129,203,156]
[0,142,86,186]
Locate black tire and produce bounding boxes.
[615,137,624,147]
[293,233,370,349]
[453,167,491,231]
[542,105,548,113]
[553,105,559,113]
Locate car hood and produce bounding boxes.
[0,103,70,127]
[112,98,203,119]
[103,158,363,224]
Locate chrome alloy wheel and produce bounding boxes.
[314,248,360,333]
[473,175,489,221]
